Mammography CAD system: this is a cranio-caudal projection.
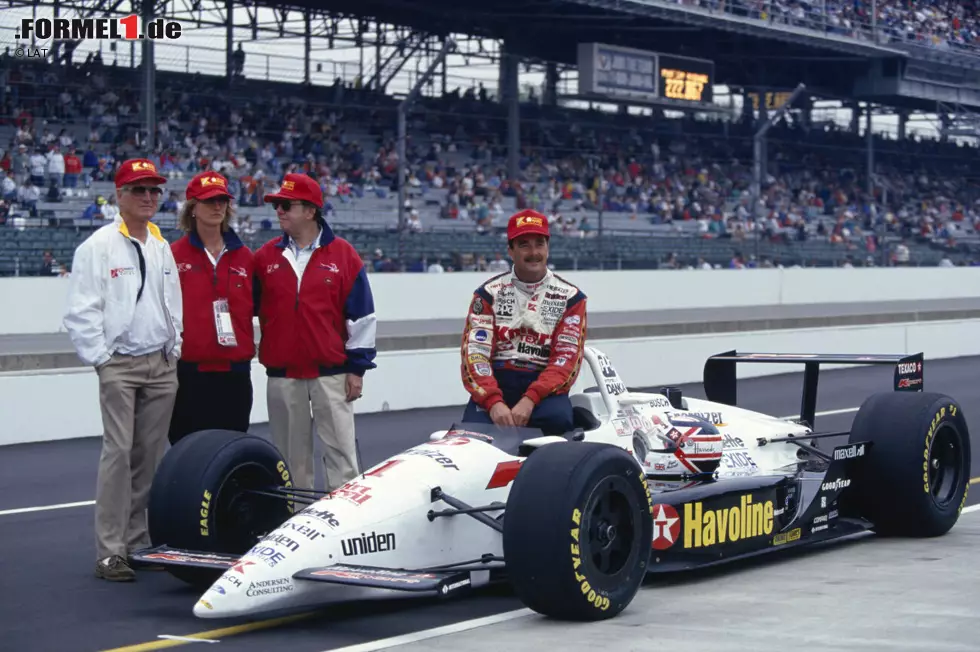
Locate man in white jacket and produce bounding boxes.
[63,158,183,582]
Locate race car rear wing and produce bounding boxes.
[703,351,924,429]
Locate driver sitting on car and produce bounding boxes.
[459,209,588,435]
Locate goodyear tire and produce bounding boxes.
[147,430,294,586]
[502,442,652,621]
[846,392,970,537]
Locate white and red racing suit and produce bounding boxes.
[460,268,588,414]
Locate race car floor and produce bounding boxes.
[2,356,979,652]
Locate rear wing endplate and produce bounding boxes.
[703,351,924,428]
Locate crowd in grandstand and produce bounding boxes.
[681,0,980,52]
[3,2,980,275]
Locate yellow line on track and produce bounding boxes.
[970,477,980,486]
[98,611,318,651]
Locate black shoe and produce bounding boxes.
[95,555,136,582]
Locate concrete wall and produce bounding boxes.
[3,266,978,335]
[4,317,979,446]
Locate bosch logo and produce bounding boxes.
[833,444,865,461]
[897,362,920,375]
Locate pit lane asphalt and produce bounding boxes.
[1,356,978,652]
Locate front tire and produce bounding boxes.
[503,442,653,621]
[847,392,970,537]
[147,430,295,586]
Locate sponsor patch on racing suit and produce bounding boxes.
[460,269,587,409]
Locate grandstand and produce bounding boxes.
[3,0,980,275]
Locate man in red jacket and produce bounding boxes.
[253,173,376,492]
[169,171,255,444]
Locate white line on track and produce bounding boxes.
[318,608,535,652]
[779,406,859,419]
[0,499,95,516]
[157,635,221,644]
[0,406,862,518]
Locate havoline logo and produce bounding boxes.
[683,493,774,548]
[341,531,396,557]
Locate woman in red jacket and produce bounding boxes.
[168,171,256,445]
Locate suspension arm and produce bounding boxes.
[428,487,505,533]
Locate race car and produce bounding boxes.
[133,346,971,622]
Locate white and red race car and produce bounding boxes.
[135,346,970,621]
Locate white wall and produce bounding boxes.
[5,267,980,335]
[4,318,980,447]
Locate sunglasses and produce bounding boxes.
[272,200,296,212]
[200,196,230,205]
[127,186,164,197]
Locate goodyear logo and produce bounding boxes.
[924,404,955,494]
[516,216,543,227]
[201,176,225,187]
[683,494,774,548]
[282,181,295,191]
[132,161,156,172]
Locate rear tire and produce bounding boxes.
[147,430,295,586]
[503,442,652,621]
[847,392,970,537]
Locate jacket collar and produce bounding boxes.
[189,227,245,252]
[117,216,165,243]
[276,221,335,250]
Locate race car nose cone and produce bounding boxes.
[194,596,220,618]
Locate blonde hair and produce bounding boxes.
[178,197,236,233]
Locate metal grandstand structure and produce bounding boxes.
[4,0,980,273]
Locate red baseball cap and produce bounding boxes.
[115,158,167,188]
[263,173,323,209]
[507,209,550,241]
[186,171,233,201]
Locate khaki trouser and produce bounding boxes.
[94,350,178,560]
[267,375,359,493]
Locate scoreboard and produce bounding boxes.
[577,43,715,106]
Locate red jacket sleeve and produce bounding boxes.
[460,292,504,411]
[523,296,587,405]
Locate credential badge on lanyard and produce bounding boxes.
[213,298,239,347]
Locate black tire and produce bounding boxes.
[502,442,652,621]
[147,430,295,586]
[847,392,971,537]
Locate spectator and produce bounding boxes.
[17,177,39,215]
[46,144,65,188]
[29,148,46,187]
[63,147,82,197]
[253,173,377,492]
[11,144,29,184]
[41,250,58,275]
[82,196,106,222]
[1,171,16,201]
[62,158,182,582]
[168,171,255,444]
[488,252,509,273]
[102,195,120,222]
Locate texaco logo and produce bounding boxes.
[650,503,681,550]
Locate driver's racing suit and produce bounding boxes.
[460,268,587,434]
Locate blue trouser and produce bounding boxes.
[461,368,574,435]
